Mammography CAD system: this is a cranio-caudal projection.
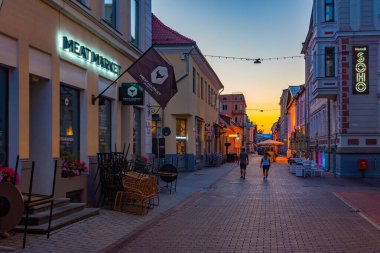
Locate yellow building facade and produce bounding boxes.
[152,15,224,170]
[0,0,152,203]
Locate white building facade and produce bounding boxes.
[302,0,380,177]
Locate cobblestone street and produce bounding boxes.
[111,156,380,253]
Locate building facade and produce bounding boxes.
[302,0,380,177]
[0,0,152,202]
[219,93,249,151]
[151,14,224,170]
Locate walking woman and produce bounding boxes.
[260,153,271,180]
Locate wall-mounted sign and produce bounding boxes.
[119,83,144,105]
[353,46,369,94]
[60,36,121,75]
[162,127,171,136]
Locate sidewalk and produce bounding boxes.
[0,162,238,253]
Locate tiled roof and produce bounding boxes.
[152,14,195,45]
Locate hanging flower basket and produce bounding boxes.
[0,167,19,184]
[62,159,89,178]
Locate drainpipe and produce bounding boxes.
[176,46,195,83]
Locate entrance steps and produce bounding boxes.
[15,198,99,234]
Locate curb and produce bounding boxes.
[333,192,380,231]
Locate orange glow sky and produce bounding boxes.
[153,0,313,133]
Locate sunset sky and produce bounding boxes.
[152,0,313,133]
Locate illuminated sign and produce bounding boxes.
[60,36,121,75]
[353,46,369,94]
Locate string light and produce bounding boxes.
[246,108,280,112]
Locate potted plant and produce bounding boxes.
[0,166,19,184]
[61,153,89,178]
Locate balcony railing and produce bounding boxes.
[232,109,245,115]
[312,77,338,99]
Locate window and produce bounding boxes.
[196,119,202,157]
[192,68,196,94]
[75,0,89,6]
[325,0,334,22]
[222,104,227,110]
[133,107,141,155]
[201,80,204,99]
[176,119,187,154]
[235,117,238,122]
[0,67,8,166]
[104,0,117,28]
[98,98,112,153]
[60,85,80,160]
[234,104,238,110]
[325,47,335,77]
[208,85,211,105]
[131,0,139,46]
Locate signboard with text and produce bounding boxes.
[119,83,144,105]
[352,46,369,94]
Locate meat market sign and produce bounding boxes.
[60,36,121,75]
[353,46,369,94]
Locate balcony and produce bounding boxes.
[232,109,245,115]
[312,77,338,100]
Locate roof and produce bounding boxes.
[288,85,302,98]
[152,14,195,45]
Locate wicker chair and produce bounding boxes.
[114,171,159,215]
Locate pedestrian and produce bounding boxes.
[239,148,249,179]
[260,153,271,180]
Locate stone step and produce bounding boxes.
[19,203,86,226]
[15,208,100,234]
[26,198,71,214]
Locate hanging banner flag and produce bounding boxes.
[127,47,177,107]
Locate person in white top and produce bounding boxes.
[260,153,271,180]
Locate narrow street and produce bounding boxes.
[111,156,380,253]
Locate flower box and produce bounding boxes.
[62,159,89,178]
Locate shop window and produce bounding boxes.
[196,119,203,157]
[325,0,335,22]
[98,98,112,153]
[0,67,8,166]
[60,85,80,160]
[325,47,335,77]
[133,107,141,155]
[131,0,139,47]
[176,119,187,155]
[104,0,117,28]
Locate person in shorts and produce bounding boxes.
[260,153,271,180]
[239,148,249,179]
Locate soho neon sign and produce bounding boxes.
[353,46,369,94]
[59,35,121,76]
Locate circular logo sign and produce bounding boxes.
[162,127,171,137]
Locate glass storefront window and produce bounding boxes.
[196,120,202,157]
[98,98,112,153]
[0,68,8,166]
[176,119,187,155]
[60,85,80,160]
